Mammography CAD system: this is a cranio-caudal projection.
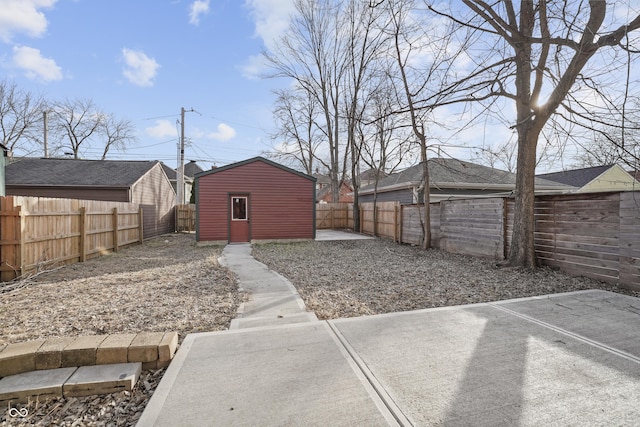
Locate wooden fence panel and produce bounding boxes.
[0,196,142,281]
[397,203,441,247]
[0,196,21,282]
[619,192,640,287]
[359,202,399,239]
[439,198,505,259]
[534,193,621,284]
[316,203,350,229]
[176,204,196,232]
[400,204,423,245]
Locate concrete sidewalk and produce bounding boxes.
[139,239,640,425]
[139,288,640,426]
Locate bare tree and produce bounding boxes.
[50,98,135,160]
[100,114,137,160]
[361,82,416,209]
[426,1,640,268]
[0,79,46,156]
[264,0,349,203]
[50,98,103,159]
[385,0,466,249]
[343,0,390,229]
[268,88,324,175]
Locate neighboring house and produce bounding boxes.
[5,158,176,238]
[313,170,354,203]
[537,164,640,193]
[195,156,316,243]
[0,143,7,196]
[358,168,387,188]
[162,160,204,204]
[317,180,354,203]
[359,158,571,204]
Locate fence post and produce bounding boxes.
[112,207,119,252]
[79,207,86,263]
[374,206,378,237]
[502,198,508,259]
[359,205,363,233]
[394,203,399,242]
[138,206,144,243]
[399,204,404,244]
[330,207,334,229]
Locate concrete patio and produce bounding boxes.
[138,242,640,426]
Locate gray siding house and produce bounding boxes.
[359,158,571,204]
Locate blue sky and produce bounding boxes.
[1,0,295,169]
[2,1,639,173]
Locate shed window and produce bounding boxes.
[232,197,247,220]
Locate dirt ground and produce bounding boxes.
[2,233,639,425]
[0,233,241,426]
[252,238,640,320]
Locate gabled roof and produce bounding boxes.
[195,156,316,182]
[184,160,203,178]
[360,158,570,194]
[6,158,161,187]
[161,163,177,180]
[536,165,615,187]
[536,164,615,187]
[161,161,202,181]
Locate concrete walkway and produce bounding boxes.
[138,240,640,426]
[219,244,317,329]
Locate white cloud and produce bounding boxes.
[207,123,236,141]
[121,48,160,87]
[12,45,62,82]
[189,0,210,25]
[0,0,57,43]
[244,0,296,51]
[239,54,268,80]
[145,120,177,138]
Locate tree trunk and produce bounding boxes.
[420,141,431,250]
[508,127,539,268]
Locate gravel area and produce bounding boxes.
[2,234,638,425]
[1,233,241,426]
[252,238,640,320]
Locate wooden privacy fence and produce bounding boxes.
[0,196,143,282]
[175,204,196,232]
[316,203,353,229]
[317,192,640,289]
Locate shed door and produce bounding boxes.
[229,195,250,243]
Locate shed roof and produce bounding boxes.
[536,164,615,187]
[6,157,160,187]
[195,156,316,182]
[360,158,570,194]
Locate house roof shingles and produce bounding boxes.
[536,164,614,187]
[6,158,159,187]
[361,158,567,193]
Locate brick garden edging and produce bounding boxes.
[0,332,178,378]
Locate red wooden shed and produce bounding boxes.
[195,157,316,243]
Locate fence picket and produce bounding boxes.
[0,196,142,282]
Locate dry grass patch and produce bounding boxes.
[252,238,639,320]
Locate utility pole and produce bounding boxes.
[43,111,49,158]
[177,107,185,205]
